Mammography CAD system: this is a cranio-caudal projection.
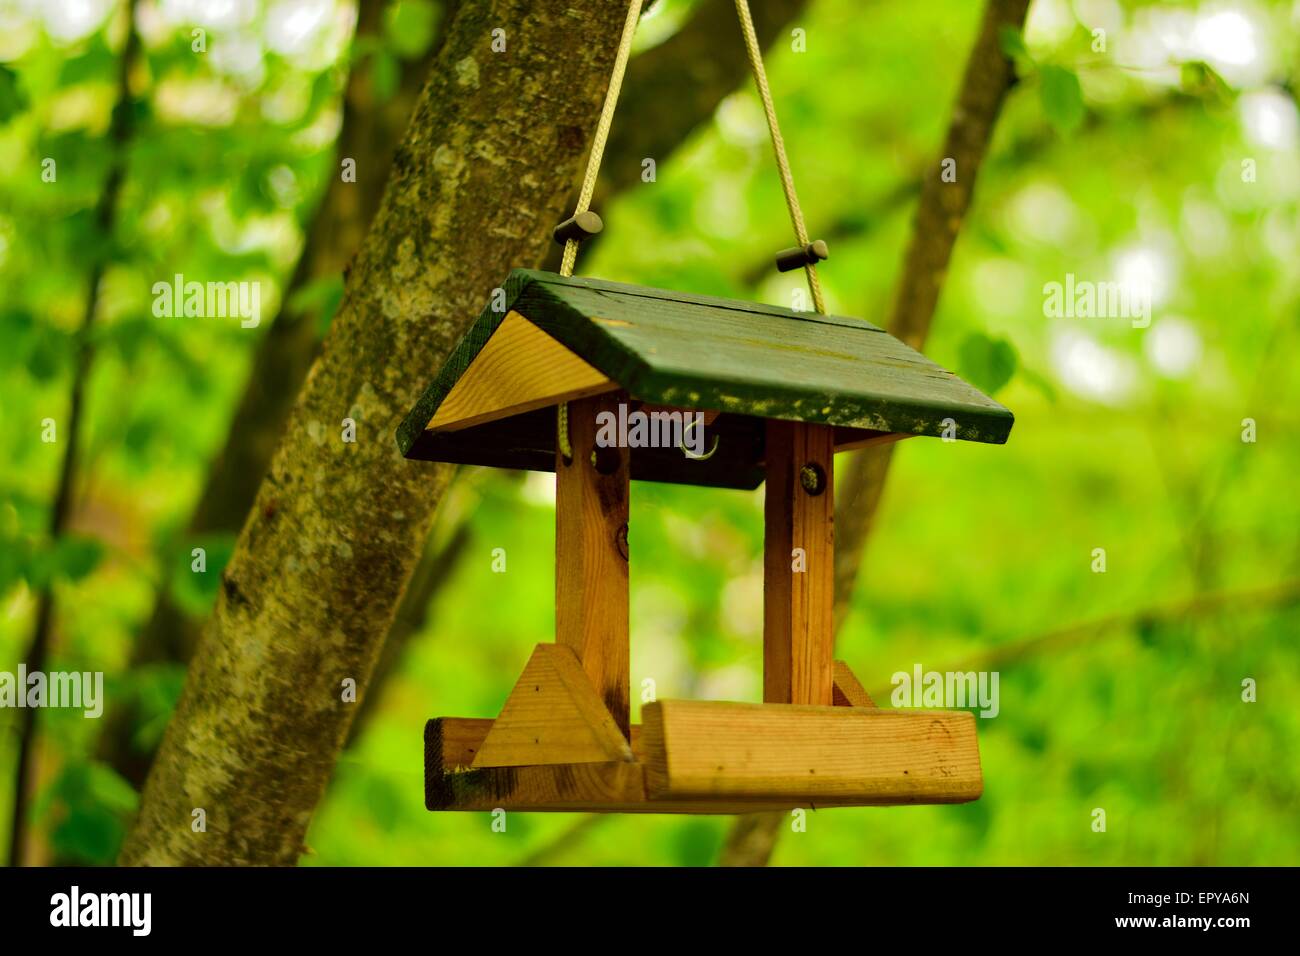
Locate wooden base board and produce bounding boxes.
[426,701,982,813]
[641,700,981,804]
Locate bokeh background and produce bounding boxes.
[1,0,1298,865]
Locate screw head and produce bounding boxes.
[799,462,826,496]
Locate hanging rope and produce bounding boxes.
[557,0,644,460]
[732,0,826,315]
[556,0,826,457]
[560,0,645,280]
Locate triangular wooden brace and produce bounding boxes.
[430,311,614,432]
[832,660,876,708]
[471,644,634,768]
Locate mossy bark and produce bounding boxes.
[119,0,628,866]
[100,0,450,790]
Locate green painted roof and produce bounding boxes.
[397,270,1013,488]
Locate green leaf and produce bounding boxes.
[25,534,105,587]
[1039,64,1084,135]
[0,528,34,595]
[958,332,1018,396]
[24,324,71,382]
[351,35,383,61]
[0,309,36,370]
[130,665,187,752]
[170,532,237,617]
[86,762,140,813]
[123,414,161,458]
[998,26,1030,64]
[0,64,29,125]
[672,818,723,867]
[94,315,150,366]
[371,49,400,103]
[289,274,346,337]
[57,36,115,86]
[51,534,105,582]
[1180,61,1235,109]
[43,762,137,865]
[384,0,439,60]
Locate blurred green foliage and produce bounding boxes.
[1,0,1298,866]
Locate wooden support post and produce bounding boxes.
[556,391,631,738]
[763,420,835,706]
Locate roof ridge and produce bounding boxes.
[516,269,886,335]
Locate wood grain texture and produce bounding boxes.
[556,392,631,738]
[516,272,1014,442]
[427,719,954,812]
[830,430,912,453]
[407,408,898,490]
[436,716,645,768]
[396,269,1014,463]
[426,703,983,811]
[764,420,835,707]
[406,406,767,488]
[429,758,822,814]
[432,717,495,770]
[472,644,633,768]
[640,700,983,804]
[429,311,614,431]
[832,660,876,708]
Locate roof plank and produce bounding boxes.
[396,270,1013,483]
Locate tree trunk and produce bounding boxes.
[119,0,630,866]
[122,1,447,677]
[107,0,811,789]
[98,1,450,792]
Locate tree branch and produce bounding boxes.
[739,93,1197,289]
[119,0,636,866]
[834,0,1031,628]
[97,0,452,788]
[718,0,1031,868]
[514,816,607,867]
[7,0,141,868]
[106,0,813,791]
[925,578,1300,683]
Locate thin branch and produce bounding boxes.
[833,0,1031,628]
[96,0,452,789]
[7,0,141,868]
[718,0,1031,868]
[717,810,786,867]
[514,816,607,867]
[929,578,1300,682]
[108,0,815,791]
[738,93,1196,288]
[119,0,641,867]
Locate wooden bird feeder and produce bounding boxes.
[398,268,1013,813]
